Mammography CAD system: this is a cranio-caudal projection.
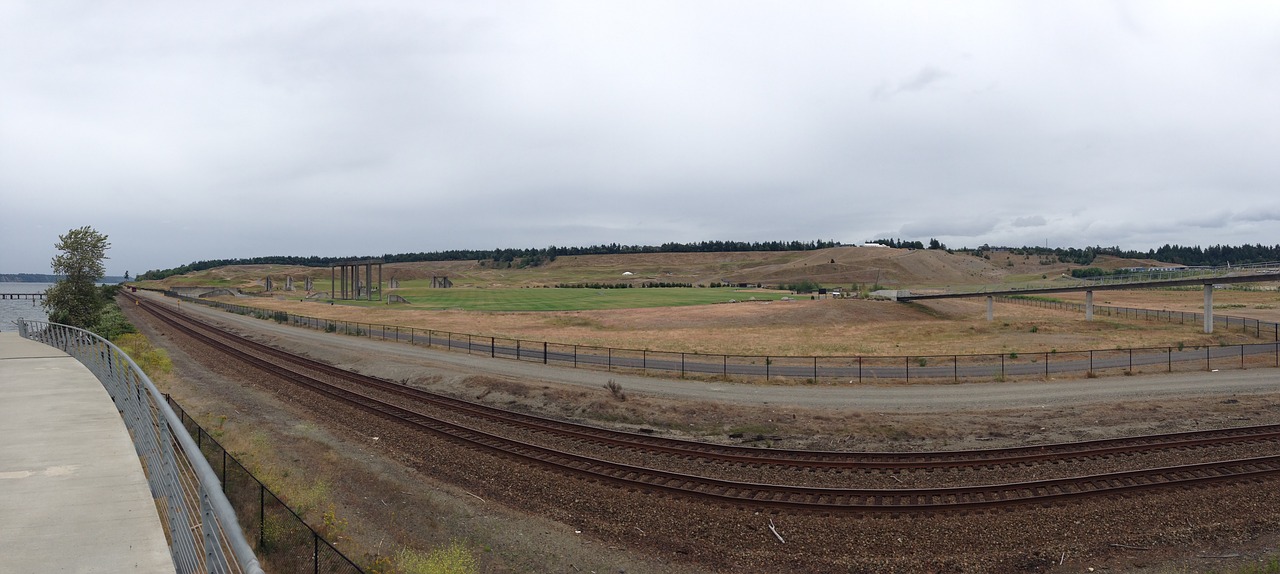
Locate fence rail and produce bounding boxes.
[154,291,1280,384]
[17,320,265,574]
[168,398,365,574]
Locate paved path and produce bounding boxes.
[0,332,174,574]
[141,292,1280,413]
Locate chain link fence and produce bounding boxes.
[168,398,366,574]
[150,289,1280,384]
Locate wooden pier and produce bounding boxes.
[1,293,45,300]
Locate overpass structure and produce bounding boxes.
[895,262,1280,334]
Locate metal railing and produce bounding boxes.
[18,319,264,574]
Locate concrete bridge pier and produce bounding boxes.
[1204,284,1214,334]
[986,296,993,321]
[1085,291,1094,321]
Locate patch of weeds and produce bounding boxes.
[112,333,173,378]
[917,358,928,367]
[1086,371,1098,378]
[604,379,626,401]
[395,541,479,574]
[1008,352,1018,359]
[285,478,331,515]
[1233,555,1280,574]
[1029,325,1039,333]
[325,322,337,333]
[727,423,780,437]
[366,554,395,574]
[321,505,348,541]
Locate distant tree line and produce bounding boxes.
[870,238,926,249]
[136,240,1280,282]
[136,240,841,280]
[960,243,1280,267]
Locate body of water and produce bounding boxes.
[0,282,53,331]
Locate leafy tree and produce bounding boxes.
[43,226,110,329]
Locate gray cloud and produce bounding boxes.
[2,2,1279,275]
[871,65,951,100]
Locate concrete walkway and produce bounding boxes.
[0,332,174,573]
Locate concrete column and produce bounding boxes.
[1204,283,1214,334]
[1085,290,1094,321]
[986,296,994,321]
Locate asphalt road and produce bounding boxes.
[137,291,1280,414]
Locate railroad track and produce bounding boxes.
[128,292,1280,512]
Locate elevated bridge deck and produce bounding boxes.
[894,264,1280,334]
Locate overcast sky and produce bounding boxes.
[3,1,1279,275]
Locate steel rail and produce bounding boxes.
[130,292,1280,470]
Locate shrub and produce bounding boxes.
[605,379,626,401]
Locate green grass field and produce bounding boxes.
[341,287,795,311]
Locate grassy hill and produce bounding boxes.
[138,246,1142,294]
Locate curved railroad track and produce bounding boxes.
[127,292,1280,512]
